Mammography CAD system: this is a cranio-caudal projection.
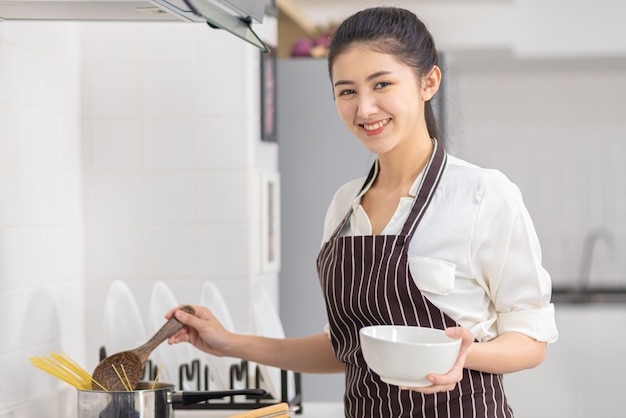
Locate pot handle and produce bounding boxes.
[171,388,267,406]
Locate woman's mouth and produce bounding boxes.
[361,118,391,135]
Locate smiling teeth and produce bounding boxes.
[363,119,390,131]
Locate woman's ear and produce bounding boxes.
[422,65,442,102]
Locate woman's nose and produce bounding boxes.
[357,93,378,117]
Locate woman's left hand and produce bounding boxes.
[402,326,474,394]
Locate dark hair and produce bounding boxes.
[328,7,442,143]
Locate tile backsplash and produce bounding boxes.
[1,19,277,418]
[0,21,84,418]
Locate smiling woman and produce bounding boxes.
[315,8,556,417]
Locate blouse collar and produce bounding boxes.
[351,159,426,211]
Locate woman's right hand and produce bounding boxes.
[166,305,344,374]
[403,326,474,394]
[165,304,232,357]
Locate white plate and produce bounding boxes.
[250,284,296,401]
[200,281,245,390]
[148,281,202,390]
[103,280,147,356]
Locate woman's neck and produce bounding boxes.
[375,136,434,190]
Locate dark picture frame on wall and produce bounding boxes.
[260,46,277,142]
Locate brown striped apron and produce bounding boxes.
[317,141,514,417]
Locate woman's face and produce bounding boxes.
[331,45,437,156]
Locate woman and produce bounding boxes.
[167,7,558,417]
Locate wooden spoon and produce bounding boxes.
[92,305,194,391]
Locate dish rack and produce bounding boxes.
[143,358,303,414]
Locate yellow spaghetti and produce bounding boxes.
[112,364,132,391]
[121,364,133,391]
[151,364,164,390]
[29,352,107,391]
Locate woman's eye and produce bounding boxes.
[338,89,356,96]
[375,81,390,89]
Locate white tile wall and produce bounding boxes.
[81,20,277,381]
[1,18,277,418]
[0,21,83,418]
[87,119,143,170]
[143,119,196,170]
[195,116,250,170]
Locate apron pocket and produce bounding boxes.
[408,256,456,295]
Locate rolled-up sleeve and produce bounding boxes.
[498,305,558,343]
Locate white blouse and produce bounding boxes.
[321,155,559,344]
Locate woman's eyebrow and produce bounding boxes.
[333,70,393,88]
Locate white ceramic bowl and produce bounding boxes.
[359,325,462,387]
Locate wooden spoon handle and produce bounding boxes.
[134,305,195,363]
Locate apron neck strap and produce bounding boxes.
[400,139,447,240]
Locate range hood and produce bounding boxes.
[0,0,269,51]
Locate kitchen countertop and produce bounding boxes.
[176,402,344,417]
[551,286,626,304]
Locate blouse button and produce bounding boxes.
[396,236,405,246]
